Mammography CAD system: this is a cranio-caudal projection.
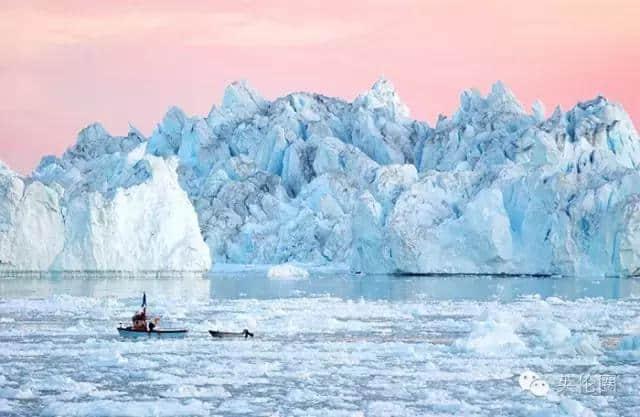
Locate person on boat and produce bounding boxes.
[130,293,161,331]
[131,306,148,330]
[148,317,159,331]
[130,292,149,330]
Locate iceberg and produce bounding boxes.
[50,154,210,271]
[267,264,310,280]
[267,264,309,280]
[1,79,639,275]
[0,162,64,269]
[2,126,210,271]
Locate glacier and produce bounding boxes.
[1,125,210,271]
[1,79,640,274]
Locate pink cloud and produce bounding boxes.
[1,0,639,173]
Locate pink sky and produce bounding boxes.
[1,0,639,174]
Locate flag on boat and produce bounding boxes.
[141,292,146,307]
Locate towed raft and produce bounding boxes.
[209,329,254,339]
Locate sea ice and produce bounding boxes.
[0,399,12,413]
[454,309,526,355]
[1,275,639,416]
[559,398,597,417]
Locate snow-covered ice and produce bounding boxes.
[50,154,210,271]
[454,309,526,356]
[0,273,638,416]
[267,263,310,280]
[1,80,640,274]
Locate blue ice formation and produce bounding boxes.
[1,79,639,275]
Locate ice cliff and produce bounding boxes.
[1,79,639,275]
[1,126,210,271]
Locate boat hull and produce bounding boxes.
[117,327,187,338]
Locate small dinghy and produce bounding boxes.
[209,329,254,339]
[117,326,188,338]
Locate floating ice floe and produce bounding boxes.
[41,399,211,417]
[615,334,640,360]
[559,398,597,417]
[617,334,640,351]
[454,309,526,356]
[0,399,12,413]
[267,264,310,280]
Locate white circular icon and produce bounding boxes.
[518,370,549,397]
[530,379,550,397]
[518,370,539,390]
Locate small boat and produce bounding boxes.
[117,326,188,338]
[209,329,254,339]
